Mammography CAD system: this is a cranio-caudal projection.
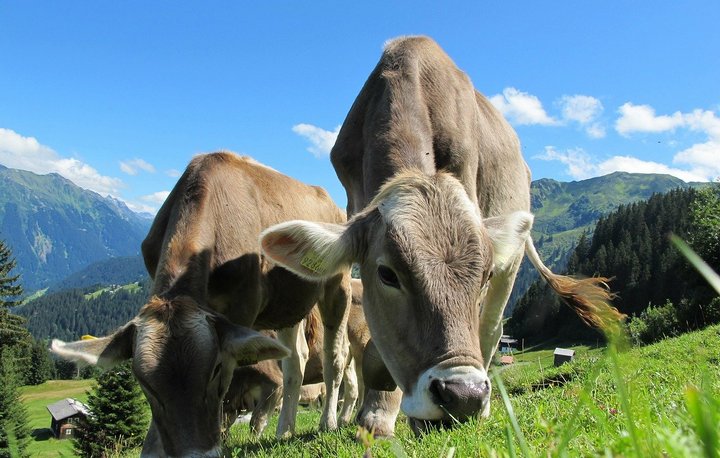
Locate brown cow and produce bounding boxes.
[51,152,351,456]
[260,36,621,436]
[223,301,361,436]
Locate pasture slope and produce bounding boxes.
[19,325,719,457]
[228,324,720,457]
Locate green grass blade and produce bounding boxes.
[670,234,720,295]
[493,372,532,457]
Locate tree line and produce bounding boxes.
[508,186,720,344]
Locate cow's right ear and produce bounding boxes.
[260,220,354,280]
[216,319,290,366]
[50,321,135,369]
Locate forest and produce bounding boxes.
[508,185,720,344]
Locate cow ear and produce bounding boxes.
[50,322,135,369]
[217,320,290,366]
[260,220,353,280]
[484,211,534,272]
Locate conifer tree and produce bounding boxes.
[0,349,31,458]
[0,241,22,310]
[74,361,149,457]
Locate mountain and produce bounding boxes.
[0,164,152,291]
[47,255,148,293]
[507,172,706,314]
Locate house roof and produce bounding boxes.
[554,348,575,357]
[47,398,90,421]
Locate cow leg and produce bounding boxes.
[338,355,359,426]
[318,275,351,431]
[276,322,308,438]
[355,387,402,437]
[477,252,523,417]
[250,382,282,436]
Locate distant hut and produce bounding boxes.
[553,348,575,367]
[47,398,90,439]
[499,335,518,354]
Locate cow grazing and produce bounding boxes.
[224,301,361,436]
[260,36,622,436]
[52,152,351,456]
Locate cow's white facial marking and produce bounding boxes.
[401,365,489,420]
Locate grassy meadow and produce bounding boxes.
[19,325,720,457]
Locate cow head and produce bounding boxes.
[260,171,532,424]
[51,295,289,457]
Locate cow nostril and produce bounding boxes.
[429,379,453,406]
[429,378,490,420]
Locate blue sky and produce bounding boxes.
[1,1,718,213]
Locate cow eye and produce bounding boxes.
[377,265,400,289]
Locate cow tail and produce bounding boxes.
[524,238,625,334]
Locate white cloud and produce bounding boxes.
[165,169,181,178]
[120,158,156,176]
[535,147,595,179]
[141,191,170,205]
[292,124,341,158]
[489,88,558,126]
[557,95,606,138]
[615,103,685,136]
[558,95,603,124]
[536,146,709,182]
[585,123,606,139]
[0,128,124,195]
[614,104,720,180]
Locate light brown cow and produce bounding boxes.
[260,36,621,436]
[51,152,352,456]
[223,302,360,436]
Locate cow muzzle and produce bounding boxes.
[400,365,489,422]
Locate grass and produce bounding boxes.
[83,282,142,300]
[19,325,720,457]
[224,324,720,457]
[19,379,94,458]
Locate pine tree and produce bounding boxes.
[74,362,149,457]
[0,349,31,458]
[0,241,22,310]
[25,340,54,386]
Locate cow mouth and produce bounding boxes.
[407,417,459,436]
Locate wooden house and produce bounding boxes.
[47,398,90,439]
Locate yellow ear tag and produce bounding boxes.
[81,334,98,340]
[300,250,328,274]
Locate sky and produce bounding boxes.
[1,1,718,214]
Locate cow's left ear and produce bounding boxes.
[484,211,534,272]
[260,220,353,280]
[216,319,290,366]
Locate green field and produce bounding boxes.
[19,325,720,457]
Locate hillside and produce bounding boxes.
[507,172,705,313]
[16,279,151,341]
[0,164,152,291]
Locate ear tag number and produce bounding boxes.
[301,250,328,274]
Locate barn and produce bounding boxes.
[47,398,90,439]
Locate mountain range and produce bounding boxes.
[0,164,152,291]
[1,163,708,338]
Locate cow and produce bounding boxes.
[260,36,622,436]
[51,152,352,456]
[223,301,361,436]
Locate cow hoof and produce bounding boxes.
[355,414,395,438]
